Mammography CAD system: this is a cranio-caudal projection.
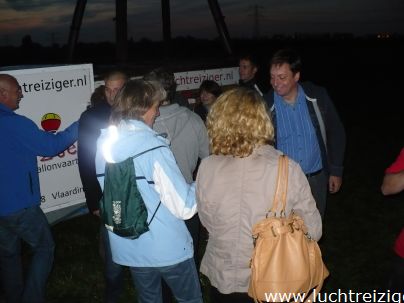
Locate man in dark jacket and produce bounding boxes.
[238,54,268,96]
[264,49,346,218]
[0,74,78,303]
[77,70,127,303]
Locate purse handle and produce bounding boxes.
[268,155,289,217]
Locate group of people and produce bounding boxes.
[0,48,356,303]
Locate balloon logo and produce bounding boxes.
[41,113,61,133]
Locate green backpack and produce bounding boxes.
[99,145,166,239]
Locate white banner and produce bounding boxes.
[94,67,239,92]
[7,64,94,213]
[4,65,234,217]
[174,67,239,91]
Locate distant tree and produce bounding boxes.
[21,35,33,48]
[20,35,42,49]
[19,34,43,64]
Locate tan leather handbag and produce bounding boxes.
[248,155,329,302]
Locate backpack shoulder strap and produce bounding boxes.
[131,145,167,183]
[96,145,167,178]
[131,145,167,227]
[131,145,167,159]
[147,201,161,226]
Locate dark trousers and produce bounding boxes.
[185,214,201,268]
[307,170,328,218]
[0,205,54,303]
[100,225,125,303]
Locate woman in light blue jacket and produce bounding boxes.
[95,79,202,303]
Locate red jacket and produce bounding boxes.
[385,148,404,258]
[394,229,404,258]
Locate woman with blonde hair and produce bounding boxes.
[196,87,322,303]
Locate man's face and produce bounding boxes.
[142,102,160,127]
[270,63,300,101]
[239,59,257,82]
[105,78,126,105]
[0,77,23,111]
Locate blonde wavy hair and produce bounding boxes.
[206,87,274,157]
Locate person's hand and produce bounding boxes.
[381,171,404,195]
[329,176,342,193]
[92,209,100,217]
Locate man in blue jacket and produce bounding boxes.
[264,49,346,218]
[0,74,78,303]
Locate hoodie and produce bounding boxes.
[153,103,209,183]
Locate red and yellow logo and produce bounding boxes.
[41,113,61,133]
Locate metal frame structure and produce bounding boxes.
[67,0,232,63]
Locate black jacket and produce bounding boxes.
[193,103,208,122]
[77,101,111,213]
[239,77,268,96]
[264,81,346,177]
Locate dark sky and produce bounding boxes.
[1,0,403,46]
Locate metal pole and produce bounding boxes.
[161,0,171,42]
[67,0,87,63]
[116,0,128,64]
[207,0,232,55]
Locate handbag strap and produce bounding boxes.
[269,155,289,215]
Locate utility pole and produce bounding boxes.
[161,0,171,42]
[50,32,57,46]
[250,4,264,39]
[161,0,171,55]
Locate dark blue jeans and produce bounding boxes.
[0,205,54,303]
[162,215,202,303]
[99,225,125,303]
[130,258,203,303]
